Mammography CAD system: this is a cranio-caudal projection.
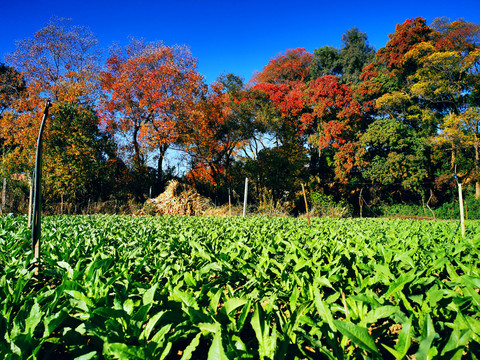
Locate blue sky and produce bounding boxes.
[1,0,480,84]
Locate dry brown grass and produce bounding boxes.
[141,180,212,216]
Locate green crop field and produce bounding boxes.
[1,215,480,359]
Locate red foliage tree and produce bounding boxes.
[100,40,204,183]
[301,75,362,181]
[376,17,432,74]
[251,48,313,85]
[180,80,254,188]
[432,17,480,52]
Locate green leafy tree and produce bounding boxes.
[310,46,341,80]
[338,27,375,84]
[356,118,430,202]
[43,102,116,204]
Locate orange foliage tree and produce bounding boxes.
[180,75,255,192]
[100,40,204,187]
[0,18,108,202]
[251,48,313,85]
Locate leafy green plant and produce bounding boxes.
[0,215,479,359]
[309,191,352,218]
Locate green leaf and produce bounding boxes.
[74,351,98,360]
[57,260,74,279]
[180,332,202,360]
[383,273,416,299]
[314,285,336,332]
[65,290,93,309]
[207,330,228,360]
[150,324,173,350]
[223,298,248,317]
[143,283,158,306]
[43,310,68,337]
[103,342,145,359]
[209,288,223,314]
[123,298,134,315]
[416,314,438,360]
[395,316,413,358]
[236,300,251,332]
[441,314,472,359]
[333,320,380,355]
[364,305,400,324]
[140,311,166,341]
[170,289,199,310]
[25,301,43,336]
[198,322,221,334]
[251,303,277,360]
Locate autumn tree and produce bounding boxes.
[400,19,480,197]
[251,48,312,85]
[100,39,204,190]
[180,75,255,197]
[6,17,101,104]
[357,18,433,111]
[300,75,363,183]
[0,63,25,118]
[376,17,433,77]
[1,17,103,176]
[0,64,26,159]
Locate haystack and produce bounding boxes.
[147,180,211,216]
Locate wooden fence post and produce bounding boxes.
[301,183,311,226]
[359,189,363,218]
[1,178,5,215]
[458,182,465,237]
[228,188,232,216]
[243,178,248,218]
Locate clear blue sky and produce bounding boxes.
[1,0,480,84]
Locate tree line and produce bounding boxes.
[1,16,479,215]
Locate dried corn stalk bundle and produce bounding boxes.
[147,180,211,216]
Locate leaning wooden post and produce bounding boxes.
[243,178,248,218]
[359,188,363,218]
[301,183,311,226]
[32,100,52,275]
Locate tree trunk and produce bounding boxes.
[451,142,456,170]
[156,144,168,190]
[132,125,142,169]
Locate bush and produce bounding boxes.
[309,192,352,218]
[373,203,426,218]
[370,189,480,220]
[434,191,480,220]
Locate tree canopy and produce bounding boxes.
[2,16,480,214]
